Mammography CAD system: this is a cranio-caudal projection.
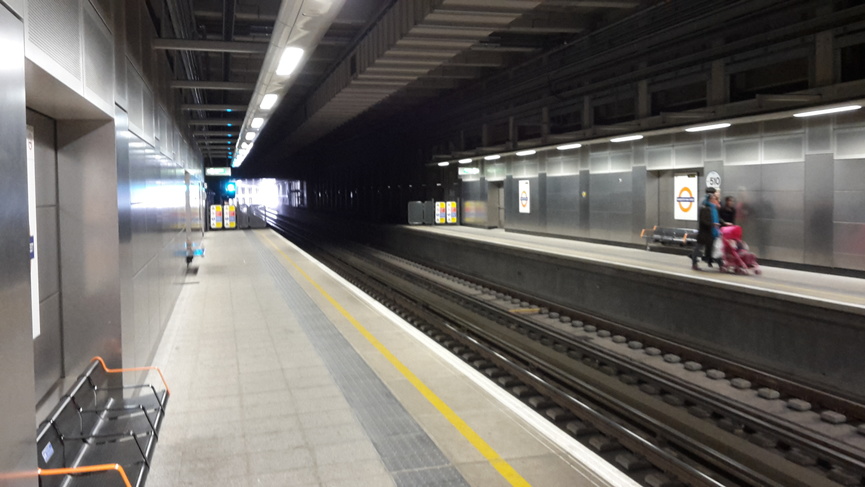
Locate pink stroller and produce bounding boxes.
[718,225,761,275]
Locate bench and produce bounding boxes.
[640,226,698,250]
[36,357,170,487]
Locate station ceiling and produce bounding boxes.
[164,0,643,170]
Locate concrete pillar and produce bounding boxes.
[708,59,726,106]
[582,96,593,129]
[814,30,834,87]
[541,106,550,143]
[637,79,650,118]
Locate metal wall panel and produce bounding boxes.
[123,129,188,369]
[674,144,703,168]
[546,174,579,235]
[35,207,59,299]
[0,7,38,484]
[631,166,647,243]
[56,119,122,374]
[610,151,632,173]
[647,147,672,170]
[83,3,114,110]
[126,61,144,136]
[33,293,62,400]
[705,133,723,160]
[763,135,804,163]
[762,117,804,135]
[806,117,832,154]
[725,138,761,165]
[27,0,82,82]
[113,1,127,109]
[30,112,57,207]
[804,154,834,266]
[835,127,865,159]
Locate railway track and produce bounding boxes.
[267,215,865,487]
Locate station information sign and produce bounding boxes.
[206,167,231,176]
[518,180,530,213]
[673,173,698,221]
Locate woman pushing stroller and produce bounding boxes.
[716,224,761,275]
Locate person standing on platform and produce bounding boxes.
[719,196,736,226]
[691,188,722,271]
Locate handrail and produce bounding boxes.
[91,356,171,396]
[38,464,132,487]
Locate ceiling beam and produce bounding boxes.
[542,0,638,8]
[186,119,245,126]
[152,39,268,54]
[193,131,239,136]
[182,104,247,111]
[171,81,254,90]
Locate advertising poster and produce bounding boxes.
[210,205,223,229]
[445,201,457,224]
[435,202,446,224]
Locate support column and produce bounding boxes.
[637,79,650,119]
[541,106,550,143]
[814,30,834,87]
[708,40,726,106]
[582,96,593,130]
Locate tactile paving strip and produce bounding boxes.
[252,233,469,486]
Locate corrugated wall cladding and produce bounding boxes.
[83,5,114,109]
[28,0,82,81]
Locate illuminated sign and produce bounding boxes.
[518,180,530,214]
[206,167,232,176]
[674,173,698,221]
[458,167,480,175]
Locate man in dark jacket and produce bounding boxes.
[719,196,736,225]
[691,188,722,270]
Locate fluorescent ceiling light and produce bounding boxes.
[276,47,304,76]
[244,132,256,141]
[260,94,278,110]
[610,135,643,143]
[437,162,450,167]
[516,150,536,156]
[685,123,731,132]
[458,158,472,164]
[793,105,861,117]
[484,155,501,160]
[556,143,582,150]
[251,117,264,128]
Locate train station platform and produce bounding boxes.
[411,225,865,313]
[145,229,636,487]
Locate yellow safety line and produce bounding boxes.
[261,233,530,486]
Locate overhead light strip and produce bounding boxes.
[276,47,304,76]
[556,143,581,150]
[610,135,643,143]
[793,105,861,117]
[260,94,278,110]
[685,123,731,132]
